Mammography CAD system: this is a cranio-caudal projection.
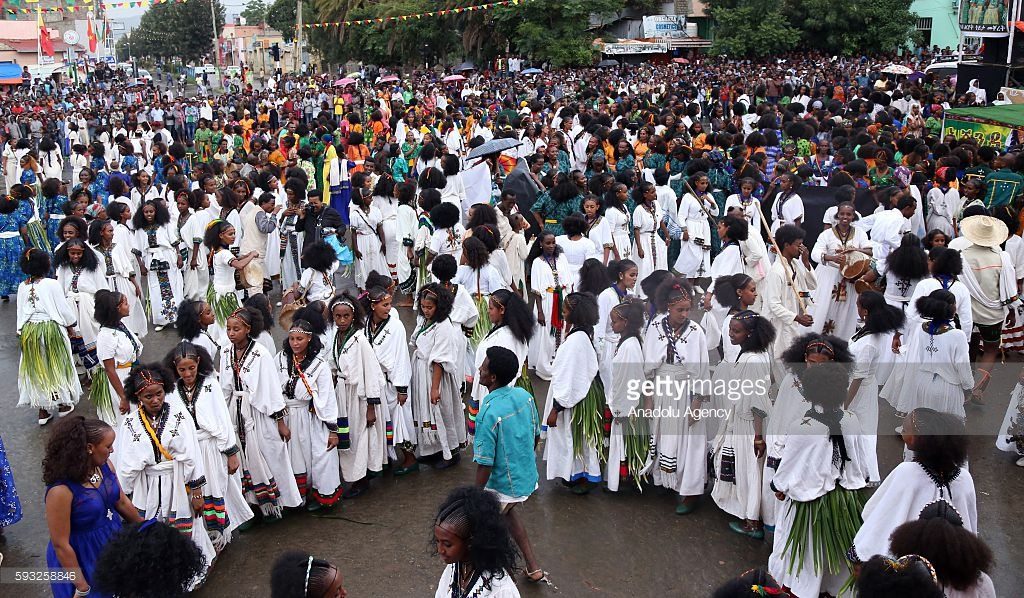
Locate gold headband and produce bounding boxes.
[135,370,163,397]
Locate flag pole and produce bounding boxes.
[36,6,41,68]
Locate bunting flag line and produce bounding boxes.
[302,0,526,29]
[5,0,184,12]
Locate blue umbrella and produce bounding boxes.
[521,68,543,75]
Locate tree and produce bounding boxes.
[267,0,315,42]
[241,0,268,25]
[130,0,226,63]
[490,0,624,67]
[784,0,919,55]
[708,2,800,57]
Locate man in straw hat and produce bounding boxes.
[958,215,1020,404]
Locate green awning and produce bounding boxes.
[944,105,1024,128]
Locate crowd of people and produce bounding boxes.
[0,49,1017,596]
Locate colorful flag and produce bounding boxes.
[38,7,54,56]
[87,18,97,52]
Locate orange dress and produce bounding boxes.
[346,144,370,174]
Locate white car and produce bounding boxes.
[136,68,153,83]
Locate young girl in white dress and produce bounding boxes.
[132,200,183,331]
[17,249,80,424]
[632,184,669,286]
[642,277,709,515]
[433,255,478,386]
[603,187,632,262]
[117,363,217,581]
[426,202,465,269]
[595,259,638,396]
[542,292,603,492]
[362,286,417,475]
[673,174,719,281]
[89,219,147,339]
[468,289,535,436]
[93,290,144,428]
[850,408,977,567]
[767,365,871,598]
[55,239,107,380]
[604,299,649,492]
[711,311,774,539]
[327,294,389,498]
[894,290,974,420]
[528,233,572,381]
[292,242,337,304]
[456,236,507,355]
[846,291,905,483]
[277,318,342,510]
[882,232,928,311]
[761,333,853,532]
[349,187,388,292]
[176,299,224,370]
[204,220,258,326]
[165,342,254,547]
[409,284,467,469]
[555,213,598,270]
[218,306,302,522]
[372,175,403,282]
[724,177,763,235]
[582,195,613,264]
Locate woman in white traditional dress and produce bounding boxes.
[349,187,388,292]
[93,290,144,429]
[362,286,418,475]
[218,306,302,522]
[327,294,390,497]
[542,292,602,492]
[89,219,146,338]
[673,174,718,281]
[276,179,305,292]
[456,237,507,352]
[433,254,478,386]
[905,247,973,348]
[881,232,928,312]
[276,319,342,510]
[17,248,81,424]
[290,242,337,304]
[116,363,216,582]
[165,342,253,546]
[761,333,853,532]
[468,289,535,436]
[604,299,649,492]
[642,277,709,515]
[555,213,598,272]
[603,185,632,262]
[426,202,466,268]
[926,168,960,237]
[183,190,215,301]
[372,175,403,282]
[55,239,107,380]
[809,202,872,341]
[409,284,467,469]
[711,311,774,539]
[432,486,522,598]
[850,408,977,565]
[175,299,225,370]
[528,233,572,381]
[893,291,974,420]
[632,183,669,286]
[846,292,905,484]
[595,259,638,395]
[204,220,258,326]
[702,216,754,347]
[131,200,183,331]
[724,177,763,235]
[767,365,871,598]
[582,195,613,264]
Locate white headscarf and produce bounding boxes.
[968,79,988,105]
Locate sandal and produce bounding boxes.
[522,569,556,588]
[971,368,991,405]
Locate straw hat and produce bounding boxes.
[960,215,1008,248]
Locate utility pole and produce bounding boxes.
[209,0,220,89]
[295,0,303,74]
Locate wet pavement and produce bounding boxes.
[1,299,1022,596]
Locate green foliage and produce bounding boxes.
[709,4,800,57]
[241,0,269,25]
[708,0,917,57]
[267,0,316,42]
[490,0,623,68]
[127,0,226,63]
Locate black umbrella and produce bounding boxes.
[467,138,522,160]
[597,59,619,68]
[456,61,476,72]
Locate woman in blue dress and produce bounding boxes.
[0,194,27,301]
[0,432,22,543]
[44,416,142,598]
[41,178,69,249]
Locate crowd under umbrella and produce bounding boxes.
[443,74,466,82]
[334,77,356,87]
[881,64,913,75]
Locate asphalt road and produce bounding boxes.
[0,296,1022,596]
